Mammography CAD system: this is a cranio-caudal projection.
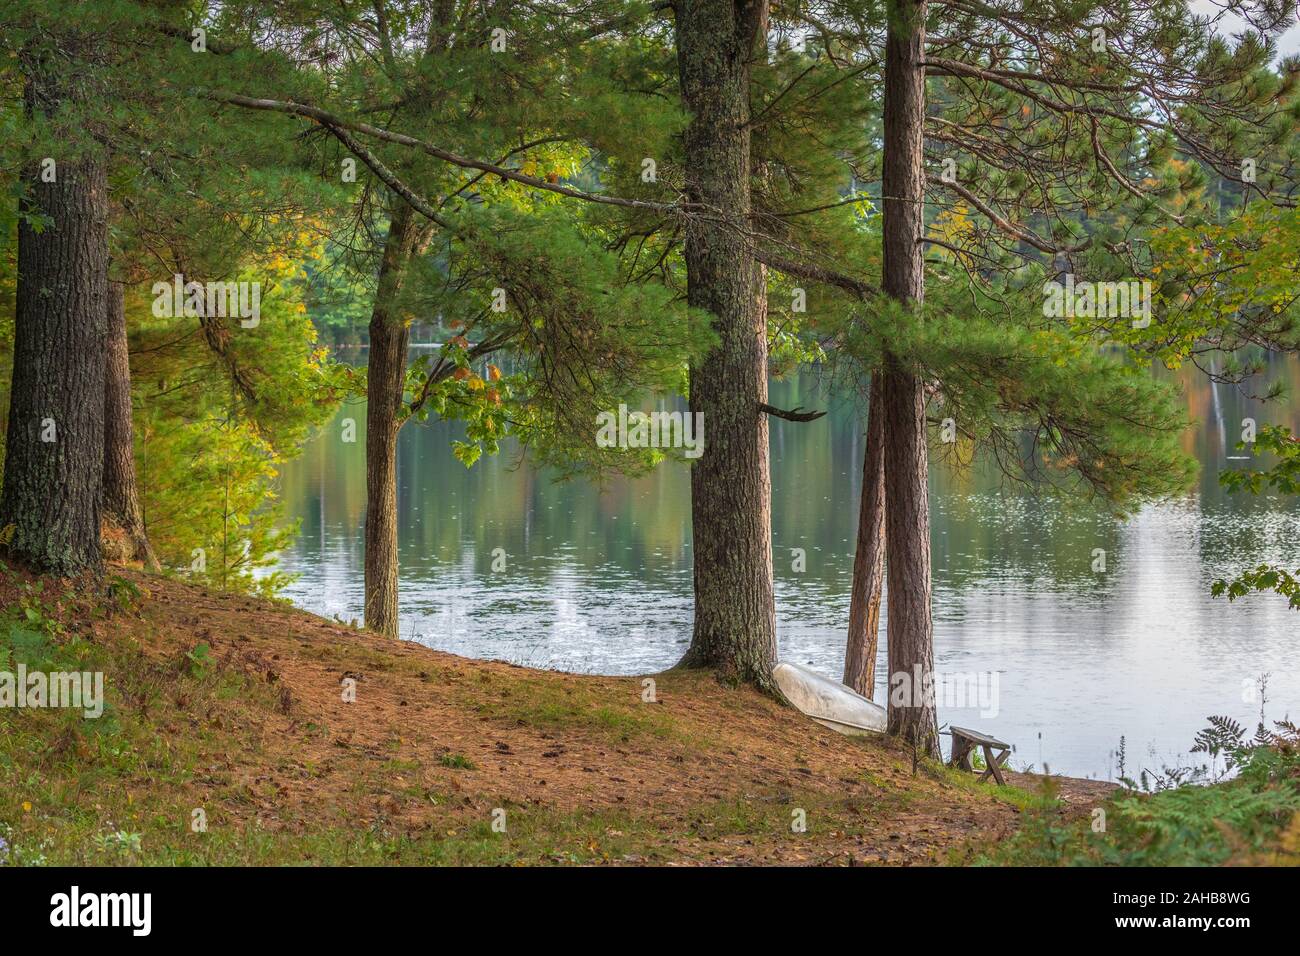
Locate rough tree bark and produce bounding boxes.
[0,58,108,575]
[358,5,451,638]
[880,0,940,754]
[843,375,886,697]
[363,202,428,637]
[674,0,778,691]
[102,279,160,570]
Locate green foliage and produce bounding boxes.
[0,0,351,592]
[1219,424,1300,496]
[1215,564,1300,609]
[1143,205,1300,369]
[438,753,476,770]
[423,204,714,476]
[93,830,144,859]
[800,0,1300,522]
[0,577,101,694]
[105,575,145,615]
[0,0,1294,585]
[983,719,1300,866]
[130,263,341,595]
[185,0,716,483]
[833,277,1198,508]
[293,243,376,346]
[1212,425,1300,608]
[184,642,214,681]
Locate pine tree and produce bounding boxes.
[0,0,345,577]
[744,0,1300,746]
[199,1,715,635]
[672,0,780,689]
[0,24,110,575]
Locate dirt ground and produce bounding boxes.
[3,569,1117,865]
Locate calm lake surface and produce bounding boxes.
[274,350,1300,780]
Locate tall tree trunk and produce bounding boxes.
[0,61,108,575]
[102,279,159,570]
[359,5,451,637]
[674,0,778,691]
[363,202,426,637]
[843,375,886,697]
[881,0,939,754]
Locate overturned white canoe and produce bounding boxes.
[773,661,887,736]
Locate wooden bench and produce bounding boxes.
[947,726,1012,786]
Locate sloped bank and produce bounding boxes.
[2,566,1080,866]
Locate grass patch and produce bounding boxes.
[0,571,287,866]
[458,673,690,745]
[438,753,476,770]
[938,765,1061,812]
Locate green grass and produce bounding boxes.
[438,753,476,770]
[4,800,660,866]
[0,573,286,866]
[937,765,1062,812]
[457,672,693,745]
[4,794,669,866]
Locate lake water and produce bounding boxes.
[274,350,1300,780]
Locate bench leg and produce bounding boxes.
[975,745,1008,786]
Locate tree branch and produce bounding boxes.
[755,250,877,299]
[760,403,826,422]
[208,92,698,217]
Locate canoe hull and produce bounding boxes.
[773,661,887,735]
